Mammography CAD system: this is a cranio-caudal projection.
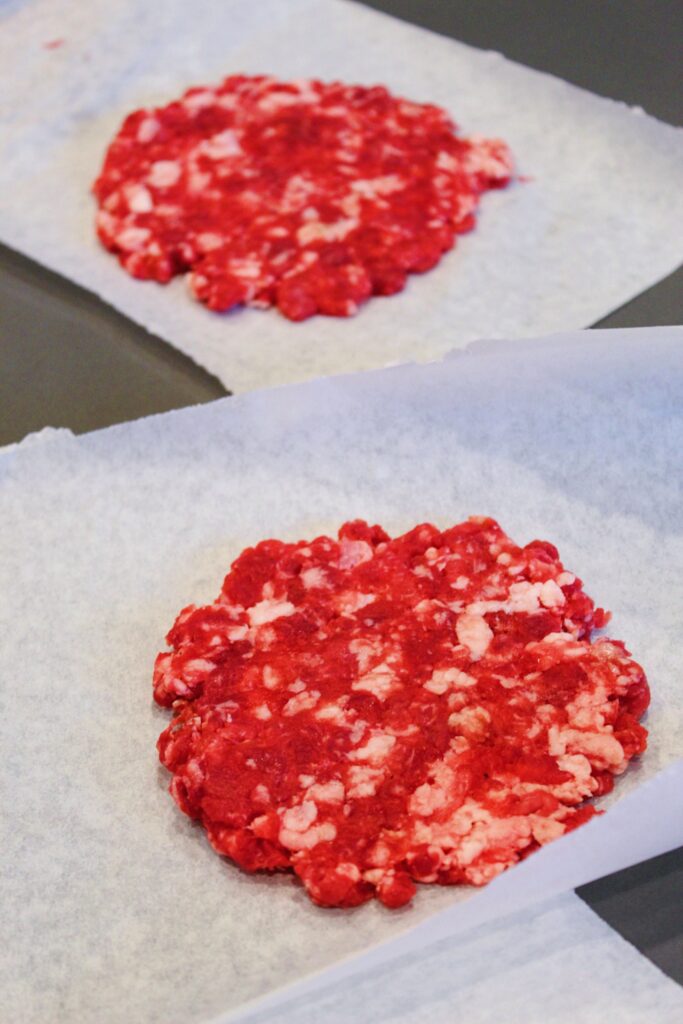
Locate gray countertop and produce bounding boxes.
[1,0,681,991]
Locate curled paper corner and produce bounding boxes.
[215,759,683,1024]
[19,425,75,447]
[5,425,74,449]
[0,426,76,466]
[444,324,683,363]
[234,890,683,1024]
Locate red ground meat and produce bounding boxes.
[94,75,512,320]
[154,518,648,909]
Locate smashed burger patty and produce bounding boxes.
[154,518,649,908]
[94,75,512,320]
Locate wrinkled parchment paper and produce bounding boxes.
[1,0,682,392]
[1,327,682,1023]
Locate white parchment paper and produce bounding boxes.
[239,892,683,1024]
[2,327,682,1023]
[1,0,682,392]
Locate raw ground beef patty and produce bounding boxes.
[94,75,512,320]
[154,518,649,909]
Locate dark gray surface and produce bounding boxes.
[364,0,683,125]
[577,848,683,984]
[0,244,226,445]
[0,0,681,993]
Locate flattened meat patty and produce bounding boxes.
[94,76,512,320]
[154,518,649,908]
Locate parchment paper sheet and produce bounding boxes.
[1,0,683,392]
[239,892,683,1024]
[1,327,682,1023]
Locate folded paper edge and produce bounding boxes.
[212,758,683,1023]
